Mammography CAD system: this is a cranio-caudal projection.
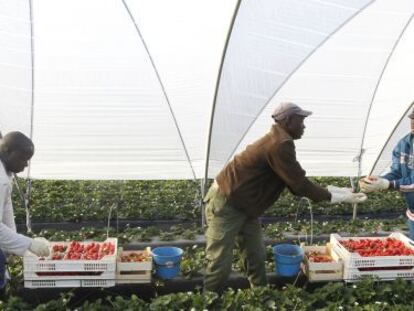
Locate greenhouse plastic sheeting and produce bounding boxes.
[0,0,414,180]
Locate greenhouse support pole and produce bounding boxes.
[23,0,36,234]
[351,149,364,220]
[202,0,242,227]
[352,202,358,220]
[349,176,358,220]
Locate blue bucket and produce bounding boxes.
[152,246,183,279]
[272,244,304,277]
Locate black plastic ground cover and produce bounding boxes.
[16,219,196,231]
[16,272,309,307]
[16,211,404,231]
[124,231,394,250]
[260,211,404,223]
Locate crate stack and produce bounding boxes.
[330,233,414,282]
[116,248,152,284]
[23,238,118,288]
[301,243,343,282]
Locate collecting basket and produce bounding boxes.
[273,244,304,277]
[152,246,183,279]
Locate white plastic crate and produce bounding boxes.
[301,243,343,282]
[24,270,114,280]
[116,249,152,284]
[330,233,414,269]
[23,238,118,287]
[343,266,414,282]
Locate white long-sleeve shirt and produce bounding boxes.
[0,161,32,256]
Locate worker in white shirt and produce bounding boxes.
[0,131,50,258]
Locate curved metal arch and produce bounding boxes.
[369,102,414,176]
[201,0,242,226]
[358,13,414,177]
[121,0,197,181]
[359,13,414,177]
[223,0,376,165]
[202,0,242,191]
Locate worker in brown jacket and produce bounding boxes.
[203,102,367,292]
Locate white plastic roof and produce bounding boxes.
[0,0,414,180]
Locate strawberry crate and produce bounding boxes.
[301,243,343,282]
[343,265,414,282]
[23,238,118,287]
[330,233,414,269]
[116,248,152,284]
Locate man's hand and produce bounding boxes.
[327,185,367,204]
[359,176,390,193]
[29,237,50,257]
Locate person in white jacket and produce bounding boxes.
[0,131,49,257]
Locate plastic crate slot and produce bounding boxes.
[397,273,414,277]
[36,263,57,271]
[358,266,414,272]
[33,280,55,287]
[36,271,103,277]
[84,263,108,271]
[354,260,375,267]
[82,279,115,287]
[313,270,339,274]
[399,259,414,265]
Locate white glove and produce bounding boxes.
[400,184,414,192]
[359,176,389,193]
[327,185,367,204]
[29,237,50,257]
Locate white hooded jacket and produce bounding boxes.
[0,161,32,256]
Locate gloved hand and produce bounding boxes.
[359,176,389,193]
[327,185,367,204]
[29,237,50,257]
[400,184,414,192]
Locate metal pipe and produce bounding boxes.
[202,0,242,227]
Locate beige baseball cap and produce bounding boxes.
[271,102,312,121]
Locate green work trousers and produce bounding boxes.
[203,184,267,292]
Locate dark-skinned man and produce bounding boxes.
[0,132,50,258]
[203,102,367,293]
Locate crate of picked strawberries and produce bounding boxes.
[116,247,152,284]
[302,243,343,282]
[330,233,414,282]
[23,238,118,288]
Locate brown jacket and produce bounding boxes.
[215,124,330,218]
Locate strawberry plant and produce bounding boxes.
[12,178,407,223]
[180,245,205,279]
